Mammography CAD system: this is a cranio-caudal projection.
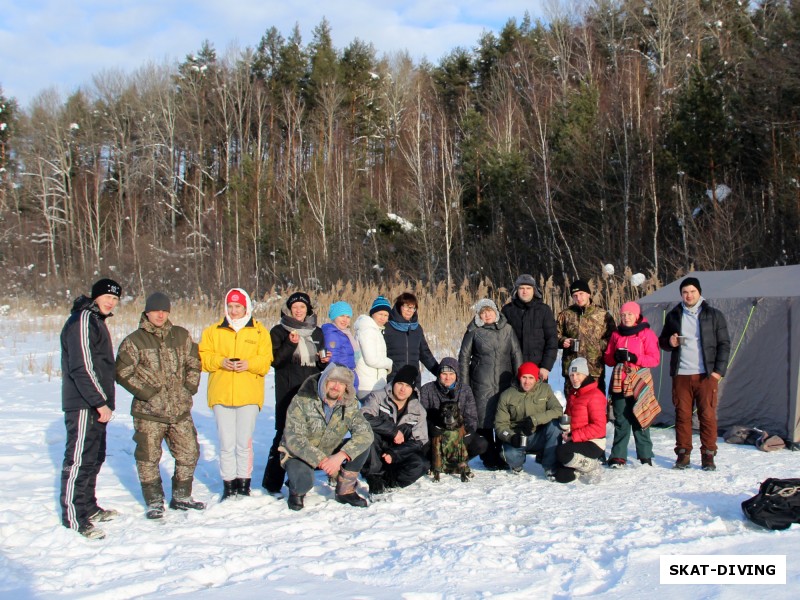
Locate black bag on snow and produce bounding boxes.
[741,478,800,530]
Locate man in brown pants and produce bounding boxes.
[658,277,730,471]
[116,292,205,518]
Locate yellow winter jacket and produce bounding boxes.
[199,318,273,409]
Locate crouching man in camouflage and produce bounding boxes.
[116,292,205,519]
[279,363,373,511]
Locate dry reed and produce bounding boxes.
[0,272,662,370]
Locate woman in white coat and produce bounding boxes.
[354,296,393,400]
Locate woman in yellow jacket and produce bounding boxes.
[200,288,272,499]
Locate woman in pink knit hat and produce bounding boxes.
[603,301,660,467]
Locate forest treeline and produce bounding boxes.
[0,0,798,301]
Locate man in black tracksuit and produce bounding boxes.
[60,278,121,539]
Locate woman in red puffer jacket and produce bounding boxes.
[554,358,607,483]
[603,301,660,468]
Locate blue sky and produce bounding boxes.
[0,0,549,108]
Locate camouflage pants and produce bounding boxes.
[133,416,199,485]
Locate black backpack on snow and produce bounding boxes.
[741,478,800,530]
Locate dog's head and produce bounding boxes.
[438,401,464,431]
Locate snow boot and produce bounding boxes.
[169,478,205,511]
[335,469,368,508]
[262,449,286,494]
[236,478,251,497]
[88,507,119,523]
[221,479,237,501]
[701,449,717,471]
[673,448,691,470]
[78,523,106,540]
[639,458,653,466]
[367,475,386,495]
[564,452,600,474]
[142,481,165,520]
[287,493,305,511]
[608,458,626,469]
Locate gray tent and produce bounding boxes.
[637,265,800,443]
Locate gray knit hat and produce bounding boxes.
[144,292,171,313]
[568,357,590,376]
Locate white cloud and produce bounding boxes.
[1,0,547,107]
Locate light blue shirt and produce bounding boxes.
[677,302,706,375]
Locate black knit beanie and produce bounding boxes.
[392,364,419,388]
[680,277,702,295]
[91,278,122,299]
[286,292,313,314]
[569,279,591,295]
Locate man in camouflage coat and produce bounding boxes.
[557,280,616,396]
[116,292,205,519]
[279,363,373,511]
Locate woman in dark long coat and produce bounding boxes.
[459,298,522,470]
[261,292,327,494]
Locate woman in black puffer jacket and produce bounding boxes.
[383,292,439,388]
[261,292,327,494]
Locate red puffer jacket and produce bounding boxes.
[566,378,607,443]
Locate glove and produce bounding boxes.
[430,424,446,437]
[614,348,630,363]
[521,416,535,435]
[397,423,414,438]
[626,351,638,364]
[510,433,527,448]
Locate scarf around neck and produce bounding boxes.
[280,311,318,367]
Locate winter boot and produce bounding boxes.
[146,503,165,519]
[88,507,119,523]
[287,493,305,511]
[673,448,691,470]
[335,469,368,507]
[142,481,165,520]
[262,450,286,494]
[78,523,106,540]
[169,478,206,511]
[237,478,251,496]
[608,458,626,469]
[564,452,600,474]
[639,458,653,466]
[221,479,238,501]
[701,449,717,471]
[367,475,386,495]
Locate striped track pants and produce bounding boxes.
[60,409,107,529]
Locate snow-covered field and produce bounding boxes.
[0,311,797,599]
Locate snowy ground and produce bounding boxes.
[0,312,798,599]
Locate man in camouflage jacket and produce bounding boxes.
[279,363,373,510]
[116,292,204,518]
[556,280,616,396]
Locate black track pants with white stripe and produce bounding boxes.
[60,409,107,529]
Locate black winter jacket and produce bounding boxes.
[61,296,116,412]
[658,301,731,377]
[270,322,325,426]
[418,357,479,433]
[384,308,439,384]
[501,296,558,370]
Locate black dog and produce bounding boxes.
[431,402,471,482]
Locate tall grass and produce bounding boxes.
[0,273,661,368]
